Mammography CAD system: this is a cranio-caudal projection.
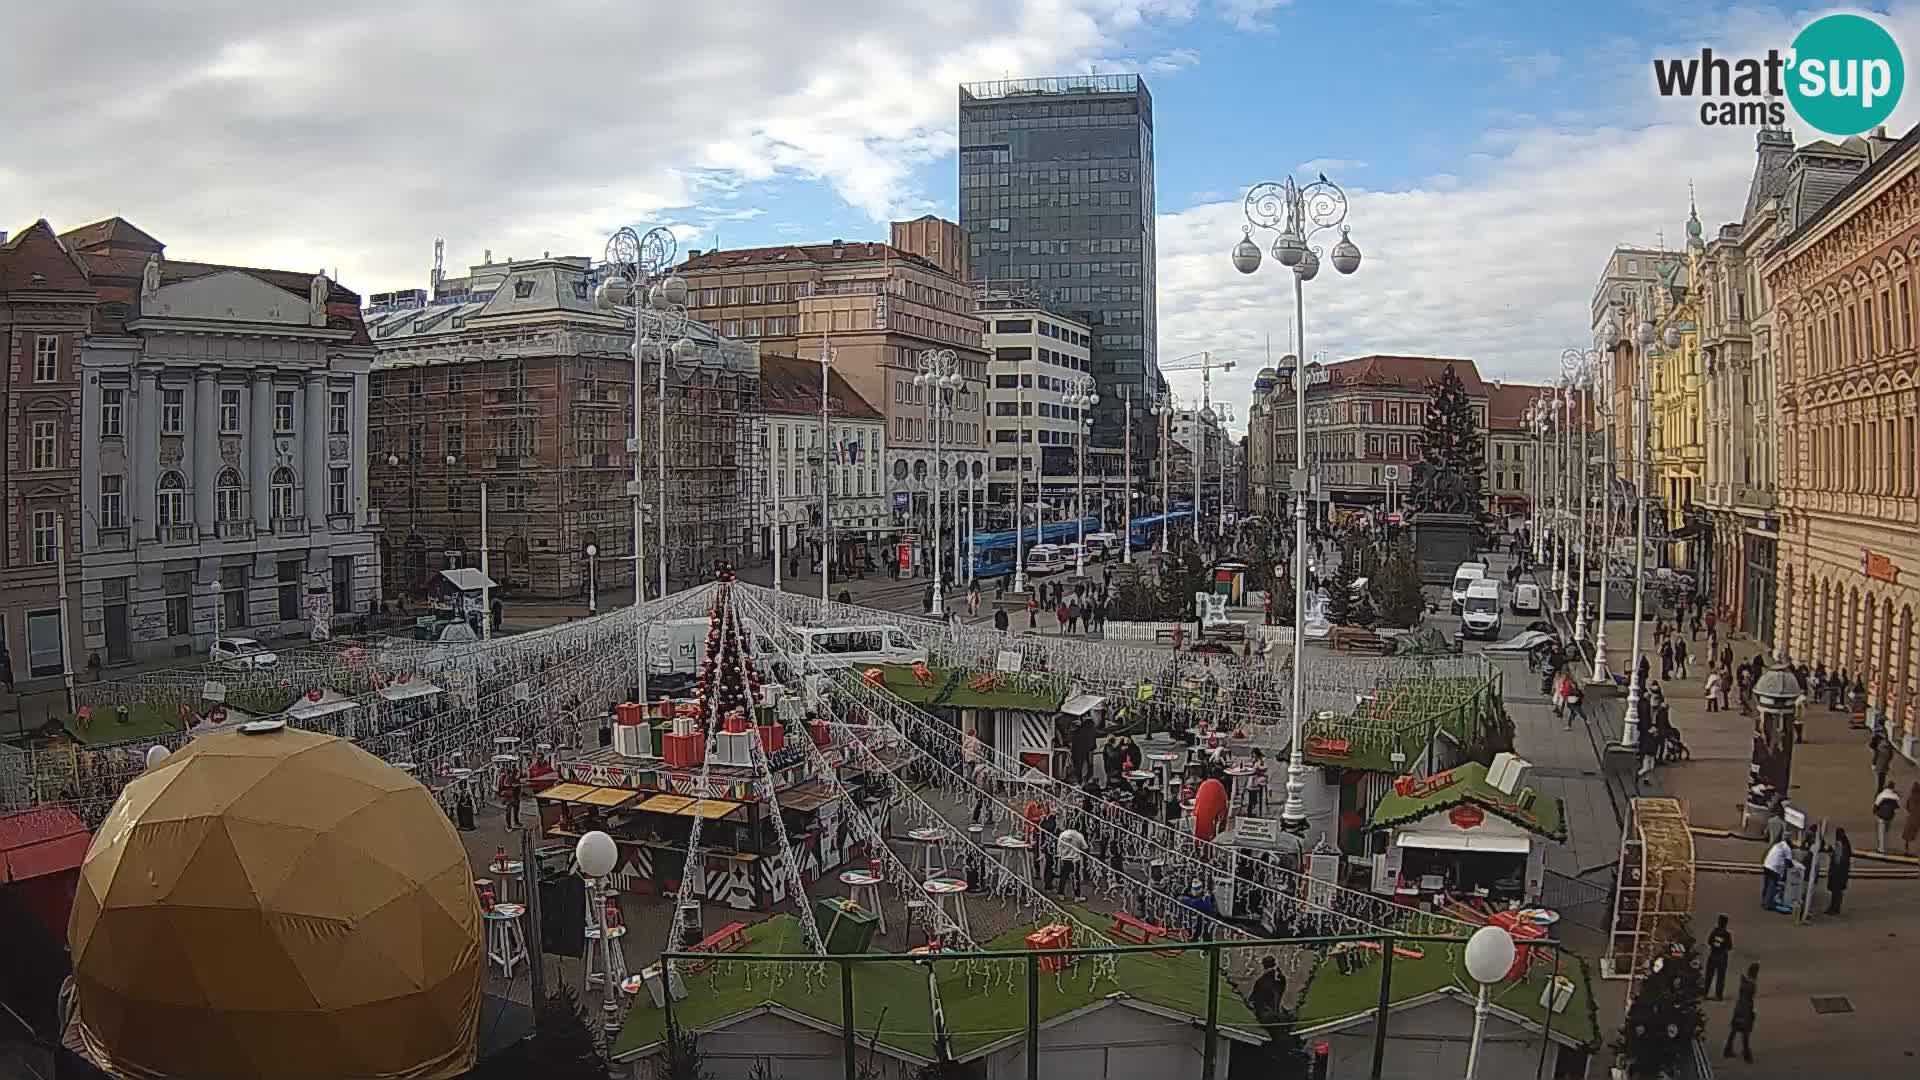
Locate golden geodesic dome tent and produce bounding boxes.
[68,723,483,1080]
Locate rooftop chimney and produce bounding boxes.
[686,249,701,260]
[832,239,845,259]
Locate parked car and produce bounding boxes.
[1511,581,1542,615]
[212,637,279,670]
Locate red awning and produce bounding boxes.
[3,832,91,882]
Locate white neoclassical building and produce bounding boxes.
[62,219,380,666]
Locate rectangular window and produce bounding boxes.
[745,318,761,337]
[329,391,350,433]
[221,565,248,629]
[1865,297,1877,356]
[332,555,352,616]
[219,388,242,433]
[26,610,63,678]
[328,467,349,516]
[723,287,740,305]
[164,572,191,637]
[768,284,787,302]
[33,335,58,382]
[100,388,124,437]
[447,423,463,455]
[278,560,302,622]
[30,511,57,564]
[448,369,465,392]
[29,420,57,470]
[1902,281,1913,348]
[273,389,295,433]
[747,286,762,303]
[100,475,125,528]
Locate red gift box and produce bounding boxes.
[1026,923,1073,973]
[616,702,643,727]
[808,720,831,748]
[663,731,705,768]
[723,713,749,734]
[756,724,785,753]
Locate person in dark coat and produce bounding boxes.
[994,607,1009,632]
[1249,955,1287,1025]
[1636,713,1660,783]
[1825,828,1853,914]
[1724,963,1758,1062]
[1705,914,1733,999]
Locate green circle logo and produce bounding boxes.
[1787,14,1904,136]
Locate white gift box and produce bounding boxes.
[713,730,755,767]
[613,723,649,759]
[642,962,686,1007]
[1539,974,1574,1014]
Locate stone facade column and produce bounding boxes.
[193,369,218,532]
[135,370,159,539]
[303,373,327,526]
[251,370,274,527]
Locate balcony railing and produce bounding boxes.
[217,520,254,541]
[271,516,308,537]
[162,524,197,545]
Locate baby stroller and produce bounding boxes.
[1651,697,1690,761]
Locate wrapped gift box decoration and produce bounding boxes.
[662,731,705,768]
[714,730,755,767]
[616,701,644,727]
[1539,974,1574,1014]
[649,722,666,757]
[808,719,832,748]
[612,722,649,758]
[641,961,687,1008]
[1025,923,1073,973]
[722,712,750,735]
[812,896,879,955]
[756,724,785,753]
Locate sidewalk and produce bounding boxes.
[1569,590,1920,1076]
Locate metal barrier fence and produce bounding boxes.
[651,932,1594,1080]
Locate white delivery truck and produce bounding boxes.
[1450,562,1488,614]
[1460,579,1503,640]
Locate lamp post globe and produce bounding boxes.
[1663,325,1682,350]
[671,337,697,364]
[575,830,618,878]
[1637,320,1657,347]
[1465,924,1516,984]
[386,454,399,468]
[1296,248,1321,282]
[1330,227,1362,275]
[659,275,690,308]
[1232,228,1264,274]
[1272,228,1307,267]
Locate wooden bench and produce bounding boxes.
[1330,627,1391,655]
[686,921,751,971]
[1109,911,1170,946]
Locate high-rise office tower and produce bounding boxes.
[958,75,1159,464]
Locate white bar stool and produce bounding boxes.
[484,902,529,978]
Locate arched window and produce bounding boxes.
[270,467,297,522]
[215,468,244,522]
[157,471,187,529]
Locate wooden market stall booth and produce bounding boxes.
[1366,757,1563,911]
[863,662,1075,777]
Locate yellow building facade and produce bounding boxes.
[1647,208,1708,569]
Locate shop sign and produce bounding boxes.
[1862,549,1900,585]
[1448,804,1486,830]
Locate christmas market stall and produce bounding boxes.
[860,662,1072,776]
[1367,757,1563,908]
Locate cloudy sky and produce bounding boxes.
[6,0,1919,434]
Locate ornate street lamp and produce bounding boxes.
[915,349,962,616]
[1232,172,1361,833]
[1065,374,1099,576]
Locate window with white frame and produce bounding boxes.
[99,475,125,528]
[29,420,57,469]
[329,391,350,434]
[26,609,64,678]
[274,390,296,433]
[30,510,57,564]
[220,388,242,433]
[161,388,184,433]
[100,388,124,437]
[215,468,244,522]
[157,472,187,528]
[32,335,57,382]
[270,467,297,521]
[329,467,349,515]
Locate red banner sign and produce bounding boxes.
[1863,549,1900,585]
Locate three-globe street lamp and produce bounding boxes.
[1232,172,1362,833]
[1066,374,1099,576]
[596,225,693,701]
[1588,358,1619,686]
[1622,311,1658,748]
[1148,387,1176,554]
[916,349,963,616]
[1563,342,1605,646]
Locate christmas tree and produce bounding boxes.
[692,577,762,726]
[1412,363,1486,514]
[1325,554,1356,627]
[1612,931,1708,1080]
[1372,541,1427,629]
[529,985,611,1080]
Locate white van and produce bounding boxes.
[1084,532,1121,558]
[1450,562,1488,613]
[1512,581,1543,615]
[797,626,927,671]
[1461,579,1503,639]
[1025,544,1066,575]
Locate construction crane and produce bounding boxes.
[1157,351,1238,541]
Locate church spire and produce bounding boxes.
[1685,182,1705,249]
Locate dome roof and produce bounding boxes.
[1253,367,1278,391]
[69,725,483,1080]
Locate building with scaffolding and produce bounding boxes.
[363,249,760,600]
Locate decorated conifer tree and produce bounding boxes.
[1325,554,1357,627]
[1612,932,1708,1079]
[1373,541,1427,628]
[529,985,610,1080]
[1412,363,1486,514]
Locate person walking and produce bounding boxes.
[1564,678,1586,733]
[1027,594,1038,630]
[1903,780,1920,856]
[1055,826,1088,902]
[1705,666,1724,713]
[1873,783,1901,853]
[1674,636,1690,680]
[1824,827,1853,915]
[1660,637,1675,681]
[1636,713,1660,784]
[1054,601,1070,635]
[1723,963,1758,1063]
[1871,732,1895,795]
[1705,914,1733,1000]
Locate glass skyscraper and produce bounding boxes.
[958,75,1160,458]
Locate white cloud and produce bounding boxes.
[0,0,1187,292]
[1147,48,1202,73]
[1215,0,1292,31]
[1294,158,1368,178]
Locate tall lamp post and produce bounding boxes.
[1066,374,1098,576]
[967,460,982,585]
[1149,388,1174,553]
[1214,404,1236,537]
[1622,313,1657,748]
[585,543,598,614]
[1123,387,1136,563]
[1463,925,1517,1080]
[1232,172,1363,832]
[916,349,962,616]
[1590,346,1617,684]
[597,225,691,700]
[1564,343,1604,643]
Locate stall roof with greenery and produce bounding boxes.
[1294,942,1600,1050]
[867,664,1067,713]
[864,663,954,707]
[614,911,1265,1063]
[1367,760,1566,841]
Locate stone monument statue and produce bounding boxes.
[1408,461,1481,583]
[309,272,331,326]
[140,253,162,302]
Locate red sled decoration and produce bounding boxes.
[756,724,785,753]
[663,731,705,768]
